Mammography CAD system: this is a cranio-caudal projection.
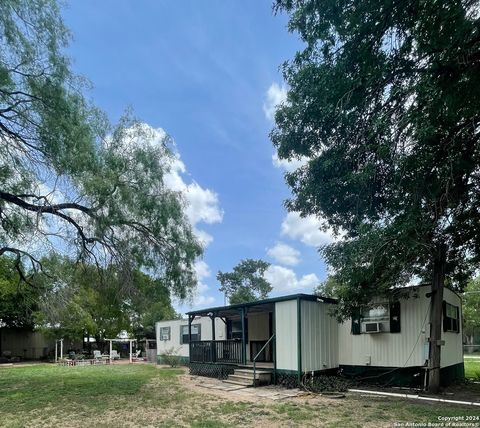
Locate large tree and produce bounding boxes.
[34,256,177,346]
[217,259,272,304]
[0,1,201,298]
[273,0,480,391]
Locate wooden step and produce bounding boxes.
[234,368,272,378]
[224,368,272,387]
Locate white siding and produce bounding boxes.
[337,286,463,368]
[275,300,298,371]
[155,318,225,357]
[441,288,463,368]
[301,300,338,372]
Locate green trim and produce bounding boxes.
[339,362,465,387]
[297,297,302,384]
[275,368,300,375]
[340,364,425,387]
[274,368,334,376]
[439,362,464,386]
[186,293,337,316]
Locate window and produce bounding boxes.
[226,318,248,342]
[361,303,390,333]
[228,320,243,340]
[180,324,201,344]
[352,301,401,335]
[159,327,171,341]
[443,302,459,333]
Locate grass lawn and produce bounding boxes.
[465,357,480,380]
[0,364,478,427]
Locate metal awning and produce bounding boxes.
[186,293,336,318]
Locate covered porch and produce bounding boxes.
[186,299,276,368]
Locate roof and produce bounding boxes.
[186,293,337,317]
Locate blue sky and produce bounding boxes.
[63,1,332,313]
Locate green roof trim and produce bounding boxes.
[186,293,337,316]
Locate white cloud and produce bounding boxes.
[267,242,300,266]
[194,294,216,307]
[281,211,335,247]
[131,124,223,247]
[272,153,309,173]
[193,229,214,248]
[116,124,223,314]
[264,265,319,293]
[164,154,223,226]
[263,82,288,121]
[194,260,211,281]
[174,293,217,316]
[193,262,215,305]
[184,182,223,225]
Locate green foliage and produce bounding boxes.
[32,256,177,342]
[160,347,181,367]
[0,1,201,300]
[464,359,480,380]
[130,269,179,338]
[273,0,480,317]
[0,256,45,328]
[217,259,271,304]
[464,278,480,340]
[314,275,340,299]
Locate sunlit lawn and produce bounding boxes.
[465,357,480,380]
[0,364,478,427]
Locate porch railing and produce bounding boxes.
[253,334,275,387]
[190,340,243,364]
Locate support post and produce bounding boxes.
[211,313,216,363]
[428,243,446,393]
[188,315,192,363]
[55,340,58,363]
[109,340,112,360]
[241,307,246,365]
[273,311,277,385]
[297,297,302,385]
[129,340,133,363]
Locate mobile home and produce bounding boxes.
[155,317,226,365]
[155,286,463,387]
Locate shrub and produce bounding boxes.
[160,347,181,367]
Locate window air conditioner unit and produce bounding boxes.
[162,335,169,341]
[363,322,382,333]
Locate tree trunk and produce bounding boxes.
[428,244,446,393]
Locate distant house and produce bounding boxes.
[155,285,463,387]
[0,328,54,360]
[0,328,84,361]
[155,318,226,365]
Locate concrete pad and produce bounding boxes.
[219,385,246,391]
[281,392,303,397]
[255,393,274,398]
